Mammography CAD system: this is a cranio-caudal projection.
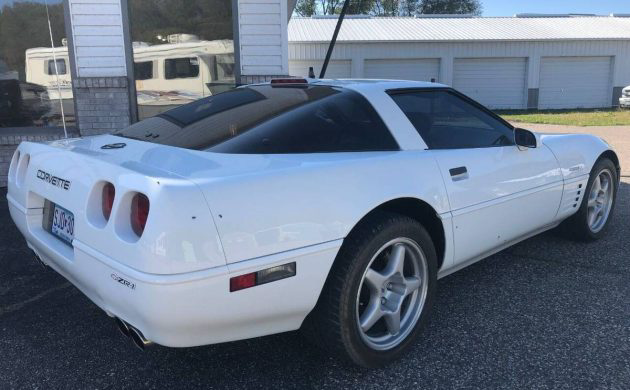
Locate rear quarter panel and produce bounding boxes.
[187,151,450,264]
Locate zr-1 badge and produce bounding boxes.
[111,273,136,290]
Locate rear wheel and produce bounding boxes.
[303,211,437,367]
[563,158,618,241]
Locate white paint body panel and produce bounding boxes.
[431,144,563,263]
[6,79,615,348]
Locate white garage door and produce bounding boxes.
[289,60,351,79]
[539,57,612,109]
[364,59,440,82]
[453,58,527,109]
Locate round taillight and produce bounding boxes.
[131,193,150,237]
[102,183,115,220]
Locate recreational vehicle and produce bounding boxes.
[24,35,235,118]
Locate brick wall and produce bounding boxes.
[0,130,79,188]
[73,76,132,136]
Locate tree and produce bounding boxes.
[0,2,66,80]
[418,0,482,15]
[293,0,482,16]
[295,0,317,16]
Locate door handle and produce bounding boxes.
[449,166,468,181]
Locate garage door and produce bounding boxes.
[364,58,440,82]
[539,57,612,109]
[289,60,351,79]
[453,58,527,109]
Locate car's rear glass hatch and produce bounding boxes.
[113,85,399,153]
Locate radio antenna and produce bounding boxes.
[45,0,68,139]
[319,0,350,79]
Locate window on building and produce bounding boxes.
[134,61,153,80]
[46,59,67,75]
[129,0,236,121]
[0,0,74,130]
[389,89,514,149]
[164,57,199,79]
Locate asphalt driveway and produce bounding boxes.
[1,181,629,389]
[512,123,630,176]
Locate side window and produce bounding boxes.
[389,90,514,149]
[134,61,154,80]
[46,59,67,75]
[165,57,199,79]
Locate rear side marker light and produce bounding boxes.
[131,193,150,237]
[102,183,115,220]
[230,262,296,292]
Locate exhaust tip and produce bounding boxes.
[114,318,153,350]
[31,250,47,268]
[128,326,153,350]
[114,317,130,338]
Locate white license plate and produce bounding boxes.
[51,204,75,244]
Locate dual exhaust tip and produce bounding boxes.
[114,317,152,350]
[31,251,152,350]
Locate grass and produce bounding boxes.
[497,108,630,126]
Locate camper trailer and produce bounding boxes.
[24,35,235,118]
[132,35,235,117]
[25,47,73,101]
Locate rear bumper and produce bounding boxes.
[620,97,630,107]
[8,194,340,347]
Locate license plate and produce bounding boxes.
[49,203,75,244]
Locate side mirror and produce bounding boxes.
[514,128,537,148]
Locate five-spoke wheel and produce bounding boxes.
[303,211,437,367]
[562,157,618,241]
[356,238,428,350]
[586,168,614,233]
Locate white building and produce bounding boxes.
[288,15,630,109]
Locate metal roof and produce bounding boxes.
[288,16,630,43]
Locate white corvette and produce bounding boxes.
[7,79,620,367]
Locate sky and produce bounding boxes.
[482,0,630,16]
[1,0,629,17]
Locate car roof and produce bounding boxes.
[249,78,449,93]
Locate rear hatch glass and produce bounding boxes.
[113,85,398,153]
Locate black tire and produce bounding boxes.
[561,157,618,241]
[302,211,437,368]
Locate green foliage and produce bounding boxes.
[499,109,630,127]
[0,2,65,79]
[418,0,482,15]
[128,0,233,44]
[293,0,482,16]
[296,0,317,16]
[0,0,234,81]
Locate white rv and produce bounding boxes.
[24,47,73,100]
[24,35,235,117]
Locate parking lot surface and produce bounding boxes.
[512,123,630,176]
[1,180,629,388]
